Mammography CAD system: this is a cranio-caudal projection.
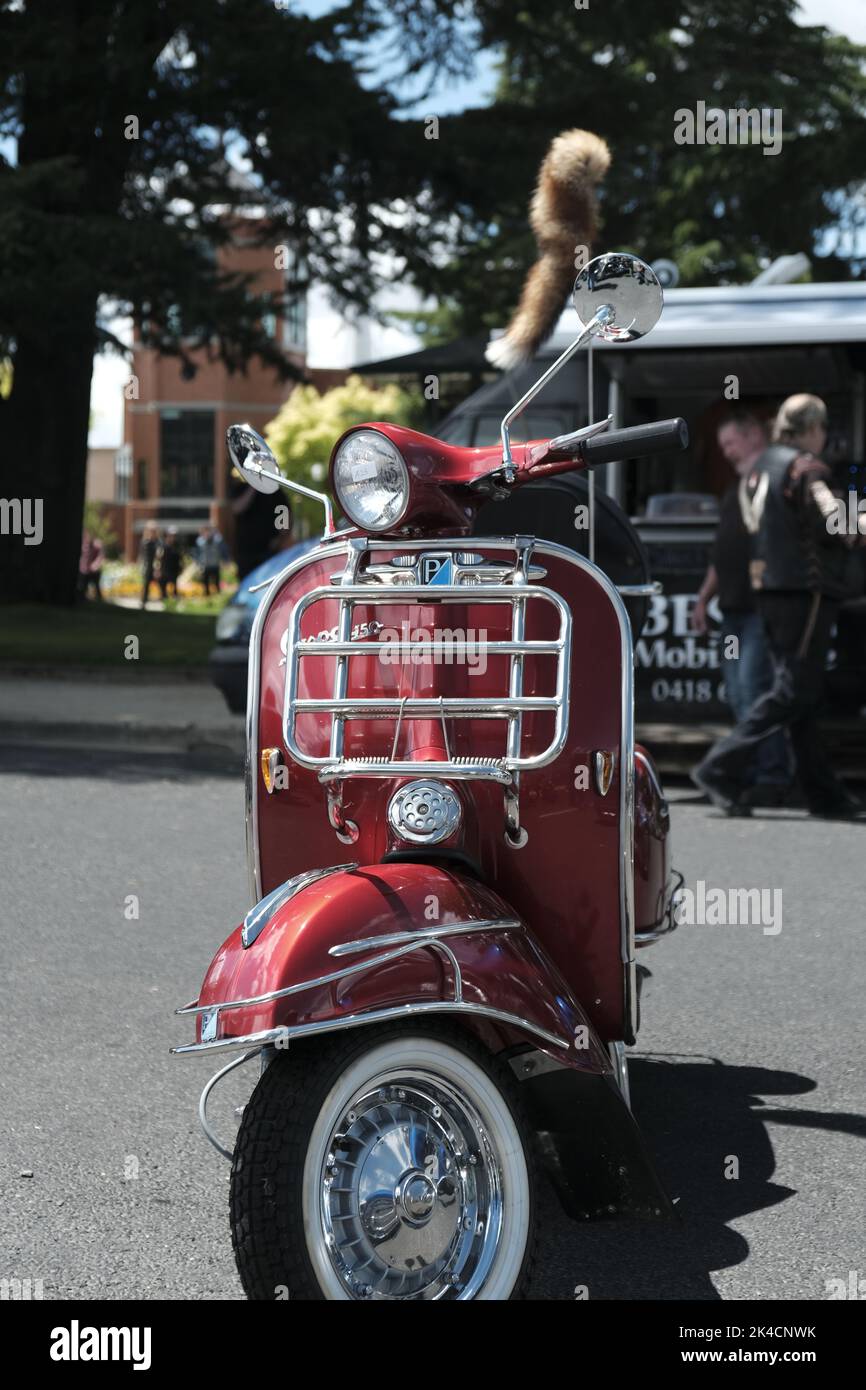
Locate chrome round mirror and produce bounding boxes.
[227,423,281,494]
[573,253,663,343]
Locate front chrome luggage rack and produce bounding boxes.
[318,754,512,784]
[282,537,572,848]
[283,537,572,786]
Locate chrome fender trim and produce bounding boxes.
[241,862,357,947]
[197,1048,262,1160]
[176,918,522,1017]
[170,999,570,1056]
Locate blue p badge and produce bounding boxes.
[420,553,453,586]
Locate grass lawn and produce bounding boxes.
[0,602,217,669]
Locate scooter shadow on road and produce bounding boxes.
[531,1053,858,1300]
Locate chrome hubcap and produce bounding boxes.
[394,1171,437,1224]
[319,1070,503,1299]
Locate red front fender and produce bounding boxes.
[180,861,611,1074]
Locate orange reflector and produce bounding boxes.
[261,747,280,793]
[594,749,615,796]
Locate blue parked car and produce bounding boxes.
[209,540,318,713]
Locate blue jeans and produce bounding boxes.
[721,610,790,786]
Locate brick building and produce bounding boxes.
[116,225,308,560]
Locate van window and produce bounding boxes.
[436,417,476,446]
[472,412,572,446]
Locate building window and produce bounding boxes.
[160,410,215,497]
[283,293,306,352]
[114,444,133,502]
[281,247,307,353]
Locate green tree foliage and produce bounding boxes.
[1,0,863,603]
[386,305,467,349]
[0,0,466,603]
[406,0,866,334]
[83,502,120,559]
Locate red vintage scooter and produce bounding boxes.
[174,253,687,1300]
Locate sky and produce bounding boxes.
[797,0,866,41]
[87,0,866,448]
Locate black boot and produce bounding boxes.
[691,761,752,817]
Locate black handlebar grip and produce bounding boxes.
[581,417,689,468]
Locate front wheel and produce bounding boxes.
[230,1023,536,1300]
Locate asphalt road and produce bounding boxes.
[1,744,864,1301]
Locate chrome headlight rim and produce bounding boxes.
[332,429,411,533]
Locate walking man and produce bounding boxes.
[692,409,790,805]
[692,394,863,820]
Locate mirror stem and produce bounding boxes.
[247,460,336,536]
[499,303,614,473]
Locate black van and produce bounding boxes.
[438,281,866,745]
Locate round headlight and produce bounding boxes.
[333,430,409,532]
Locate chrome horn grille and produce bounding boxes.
[388,779,463,844]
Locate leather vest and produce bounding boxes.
[743,446,804,592]
[743,445,851,597]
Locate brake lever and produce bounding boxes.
[527,416,612,472]
[546,416,612,452]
